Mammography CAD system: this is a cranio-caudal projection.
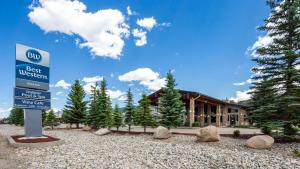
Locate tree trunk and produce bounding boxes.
[117,127,119,131]
[128,125,131,133]
[144,126,146,133]
[76,123,79,129]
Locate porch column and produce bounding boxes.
[216,105,221,127]
[200,102,205,127]
[239,109,245,125]
[207,104,211,125]
[223,106,228,126]
[189,98,195,127]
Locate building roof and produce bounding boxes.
[149,89,248,108]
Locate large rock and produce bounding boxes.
[82,125,92,131]
[246,135,274,149]
[196,125,220,142]
[153,126,172,139]
[94,128,111,136]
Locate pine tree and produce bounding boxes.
[158,71,185,129]
[63,80,88,128]
[251,0,300,123]
[96,79,112,128]
[124,88,134,132]
[8,108,24,126]
[138,93,153,132]
[133,107,141,125]
[45,109,57,129]
[112,104,123,131]
[85,83,99,127]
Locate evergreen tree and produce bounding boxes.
[42,110,47,127]
[8,108,24,126]
[249,78,278,125]
[112,104,123,131]
[133,107,141,125]
[85,83,99,127]
[45,109,57,129]
[158,71,185,129]
[251,0,300,123]
[138,93,153,132]
[124,88,134,132]
[63,80,88,128]
[96,79,112,128]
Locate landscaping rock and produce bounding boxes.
[246,135,274,149]
[43,126,52,130]
[94,128,111,136]
[196,125,220,142]
[82,126,92,131]
[153,126,172,139]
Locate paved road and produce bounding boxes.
[116,126,262,134]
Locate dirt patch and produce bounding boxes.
[11,135,60,143]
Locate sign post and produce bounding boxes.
[14,44,50,137]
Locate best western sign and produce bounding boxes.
[16,43,49,91]
[14,44,51,110]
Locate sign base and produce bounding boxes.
[24,109,42,137]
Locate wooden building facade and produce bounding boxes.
[148,90,249,127]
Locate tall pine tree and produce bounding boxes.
[63,80,87,128]
[112,104,123,131]
[251,0,300,123]
[96,79,112,128]
[85,83,99,127]
[158,71,185,129]
[8,108,24,126]
[138,93,153,132]
[124,88,134,132]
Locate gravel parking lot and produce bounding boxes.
[0,124,299,169]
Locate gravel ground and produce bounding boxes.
[0,124,299,169]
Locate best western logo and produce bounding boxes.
[26,49,42,63]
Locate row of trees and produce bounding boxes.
[250,0,300,135]
[62,71,185,131]
[8,108,57,128]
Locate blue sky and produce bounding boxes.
[0,0,269,118]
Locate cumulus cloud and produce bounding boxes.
[82,76,103,83]
[137,17,157,31]
[132,29,147,46]
[107,89,126,100]
[82,76,103,94]
[28,0,130,59]
[248,34,274,57]
[54,80,71,89]
[229,90,252,103]
[56,91,64,95]
[118,68,166,91]
[233,79,253,86]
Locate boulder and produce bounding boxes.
[153,126,172,139]
[82,125,92,131]
[246,135,274,149]
[196,125,220,142]
[43,126,52,130]
[94,128,111,136]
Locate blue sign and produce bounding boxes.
[14,98,51,110]
[14,87,50,100]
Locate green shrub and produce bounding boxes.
[283,121,298,136]
[192,122,200,127]
[233,130,240,138]
[261,124,273,135]
[294,150,300,158]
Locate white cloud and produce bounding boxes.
[0,107,11,113]
[229,90,252,103]
[127,6,132,16]
[137,17,157,31]
[159,22,171,27]
[107,89,126,100]
[233,79,253,86]
[132,29,147,46]
[54,80,71,89]
[82,76,103,83]
[28,0,130,59]
[56,91,64,95]
[118,68,166,91]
